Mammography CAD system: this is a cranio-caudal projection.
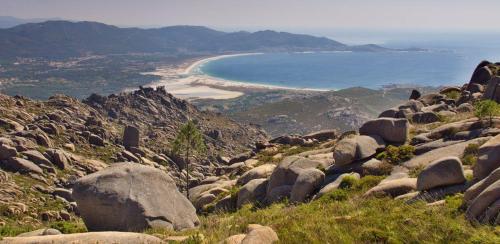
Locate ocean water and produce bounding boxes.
[199,33,500,90]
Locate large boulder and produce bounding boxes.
[266,156,329,203]
[416,157,466,191]
[123,125,140,148]
[332,135,385,166]
[237,179,268,208]
[466,180,500,224]
[483,77,500,103]
[2,157,43,175]
[290,168,325,203]
[0,144,17,160]
[72,163,199,232]
[2,232,163,244]
[364,178,417,198]
[464,168,500,204]
[474,134,500,180]
[237,164,276,186]
[359,118,409,144]
[403,137,490,169]
[241,225,279,244]
[315,173,360,199]
[469,61,493,85]
[409,89,422,100]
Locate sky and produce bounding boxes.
[2,0,500,32]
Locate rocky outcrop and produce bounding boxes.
[72,163,199,232]
[123,125,140,148]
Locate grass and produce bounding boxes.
[163,175,500,243]
[462,143,481,166]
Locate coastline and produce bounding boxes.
[141,53,328,101]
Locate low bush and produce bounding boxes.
[376,145,415,165]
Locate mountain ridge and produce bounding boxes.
[0,20,389,59]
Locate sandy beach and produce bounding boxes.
[140,53,326,100]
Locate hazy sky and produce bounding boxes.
[2,0,500,32]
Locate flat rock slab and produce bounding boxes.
[403,137,491,169]
[1,232,163,244]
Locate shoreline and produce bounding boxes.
[141,53,328,100]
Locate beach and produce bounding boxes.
[141,53,326,101]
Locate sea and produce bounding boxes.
[199,30,500,90]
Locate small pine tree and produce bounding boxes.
[475,100,500,127]
[172,120,206,199]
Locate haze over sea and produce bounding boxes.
[199,31,500,90]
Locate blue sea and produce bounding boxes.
[199,31,500,90]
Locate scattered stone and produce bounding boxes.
[416,156,466,191]
[88,134,105,146]
[411,112,439,124]
[123,125,140,148]
[241,225,279,244]
[456,103,474,113]
[72,163,199,232]
[2,157,43,175]
[303,129,338,141]
[0,144,17,160]
[21,150,52,166]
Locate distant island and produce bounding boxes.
[0,20,420,60]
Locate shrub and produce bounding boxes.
[376,145,415,165]
[462,143,480,166]
[474,100,500,127]
[444,90,461,100]
[339,175,358,189]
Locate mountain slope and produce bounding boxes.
[0,21,382,59]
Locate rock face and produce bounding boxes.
[72,163,199,232]
[483,77,500,103]
[123,125,140,148]
[359,118,409,144]
[416,157,466,191]
[332,135,385,166]
[474,134,500,180]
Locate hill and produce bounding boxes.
[0,21,389,59]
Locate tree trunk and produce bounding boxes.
[185,144,190,199]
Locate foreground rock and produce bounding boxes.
[359,118,409,144]
[224,224,279,244]
[72,163,199,232]
[266,156,330,203]
[465,168,500,224]
[2,232,163,244]
[416,157,466,191]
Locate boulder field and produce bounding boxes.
[2,61,500,242]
